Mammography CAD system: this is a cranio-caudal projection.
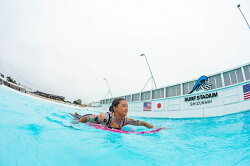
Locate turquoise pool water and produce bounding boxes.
[0,85,250,166]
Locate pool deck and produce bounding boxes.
[1,85,87,111]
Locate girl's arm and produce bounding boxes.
[78,116,88,123]
[126,118,154,128]
[139,121,154,128]
[78,113,105,123]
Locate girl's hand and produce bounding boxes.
[155,127,172,130]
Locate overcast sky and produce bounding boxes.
[0,0,249,103]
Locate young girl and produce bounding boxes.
[74,98,154,129]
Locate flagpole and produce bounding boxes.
[237,4,250,29]
[140,54,157,89]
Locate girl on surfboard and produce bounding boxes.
[73,98,154,129]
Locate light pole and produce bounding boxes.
[103,78,113,99]
[140,54,157,91]
[237,4,250,29]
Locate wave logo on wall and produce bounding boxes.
[189,76,212,94]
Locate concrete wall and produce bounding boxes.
[97,80,250,118]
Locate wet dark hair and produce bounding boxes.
[109,98,126,113]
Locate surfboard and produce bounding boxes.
[88,123,163,134]
[69,113,163,134]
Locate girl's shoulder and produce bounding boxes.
[125,117,134,121]
[125,117,140,126]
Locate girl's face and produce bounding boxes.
[114,100,128,117]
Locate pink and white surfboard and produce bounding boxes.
[88,123,163,134]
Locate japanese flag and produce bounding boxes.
[153,100,165,111]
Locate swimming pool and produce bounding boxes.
[0,85,249,166]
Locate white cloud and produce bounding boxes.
[0,0,250,103]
